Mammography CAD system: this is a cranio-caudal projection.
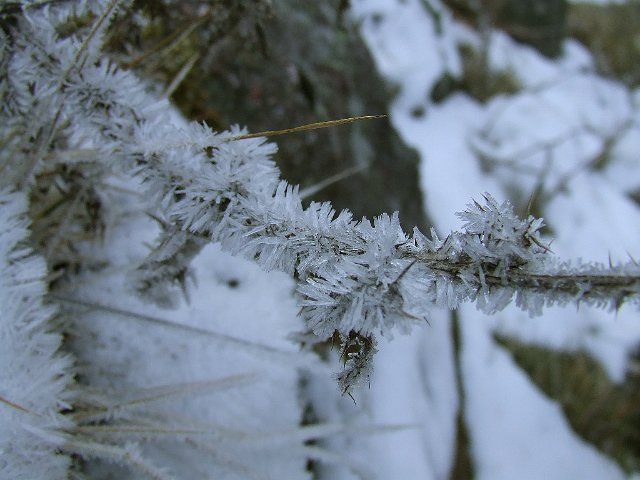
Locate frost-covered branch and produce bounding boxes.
[148,142,640,323]
[134,124,640,390]
[3,0,640,402]
[404,196,640,315]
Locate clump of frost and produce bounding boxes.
[0,189,74,479]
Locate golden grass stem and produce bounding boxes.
[226,114,387,142]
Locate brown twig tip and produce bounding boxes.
[227,114,388,142]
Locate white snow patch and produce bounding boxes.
[460,304,626,480]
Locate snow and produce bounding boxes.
[360,310,458,479]
[62,187,322,479]
[603,125,640,193]
[546,173,640,262]
[487,32,594,87]
[395,94,501,231]
[351,0,640,478]
[353,0,461,109]
[471,72,633,205]
[460,304,625,480]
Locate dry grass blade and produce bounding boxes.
[0,394,36,415]
[165,53,199,98]
[226,115,387,142]
[51,294,323,369]
[71,374,258,422]
[123,8,212,70]
[62,438,175,480]
[300,164,367,199]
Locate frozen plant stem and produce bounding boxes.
[135,118,640,391]
[409,243,640,313]
[4,0,639,403]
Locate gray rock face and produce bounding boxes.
[188,1,428,232]
[497,0,567,58]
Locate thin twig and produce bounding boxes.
[415,254,640,297]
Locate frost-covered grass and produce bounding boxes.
[0,190,74,480]
[0,2,326,477]
[2,0,640,479]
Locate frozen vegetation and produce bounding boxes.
[1,0,640,478]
